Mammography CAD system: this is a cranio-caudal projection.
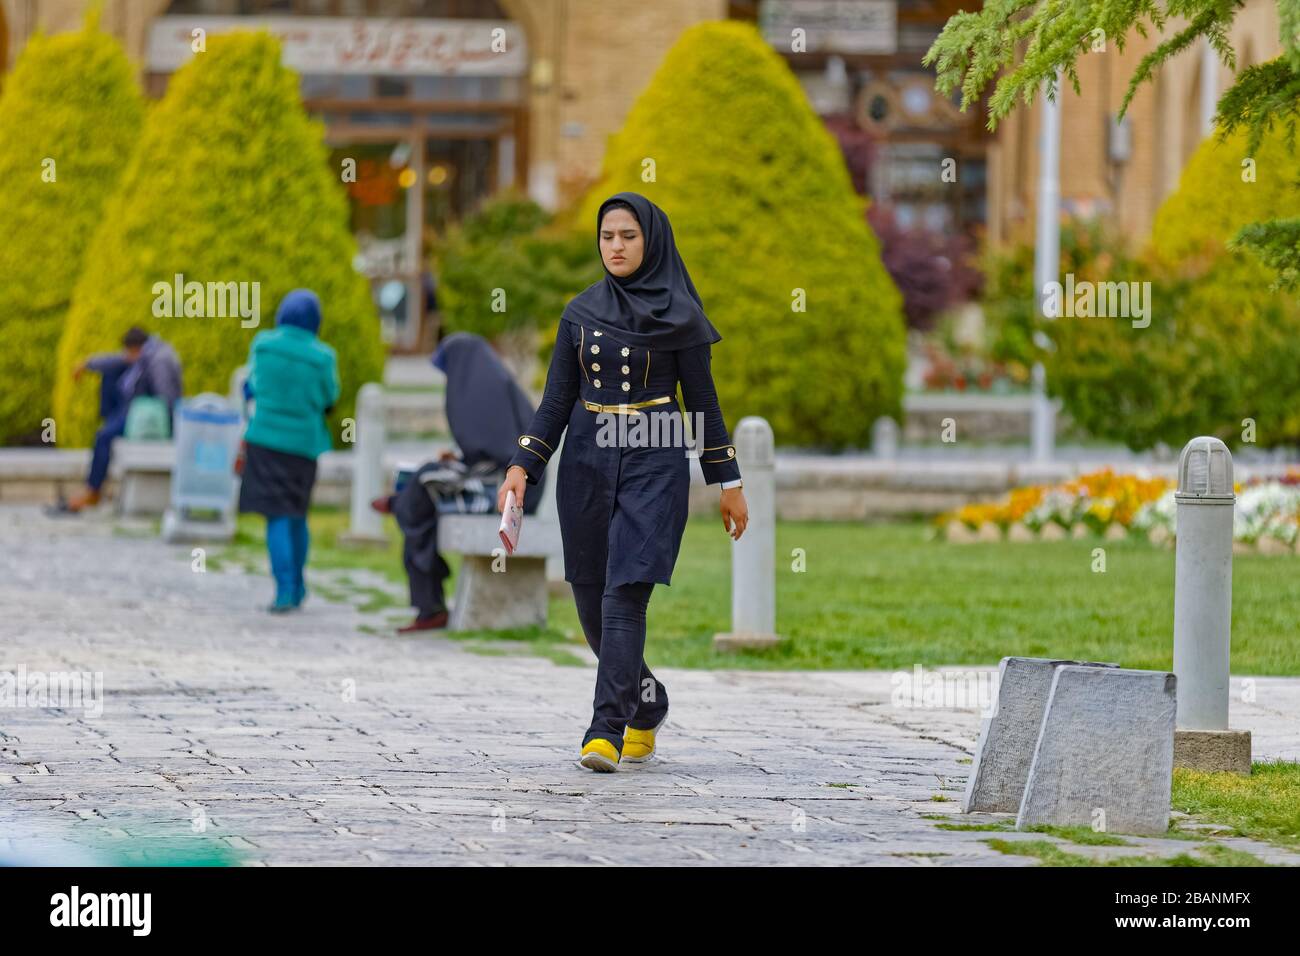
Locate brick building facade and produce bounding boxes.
[0,0,1285,253]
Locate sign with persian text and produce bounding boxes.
[759,0,897,55]
[147,16,528,76]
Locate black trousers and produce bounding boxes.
[391,475,451,618]
[571,580,669,754]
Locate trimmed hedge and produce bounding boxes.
[1041,126,1300,450]
[576,20,906,450]
[54,30,384,447]
[0,17,143,445]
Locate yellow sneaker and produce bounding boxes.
[578,738,620,773]
[622,713,668,764]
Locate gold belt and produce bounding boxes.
[581,395,675,415]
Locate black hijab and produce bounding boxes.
[561,192,721,351]
[432,332,536,471]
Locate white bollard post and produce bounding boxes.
[346,382,388,543]
[1030,363,1055,463]
[1171,436,1251,772]
[713,416,780,651]
[871,415,899,459]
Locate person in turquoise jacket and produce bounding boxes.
[238,289,341,612]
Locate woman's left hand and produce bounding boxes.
[720,487,748,541]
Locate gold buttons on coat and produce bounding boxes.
[621,364,630,374]
[728,448,735,457]
[592,363,600,371]
[591,345,600,355]
[594,378,601,387]
[593,330,602,336]
[620,347,630,357]
[520,437,530,446]
[621,382,631,392]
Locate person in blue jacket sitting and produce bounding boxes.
[61,326,183,513]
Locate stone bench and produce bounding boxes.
[110,440,176,517]
[438,512,564,632]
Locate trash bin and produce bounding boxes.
[162,394,242,542]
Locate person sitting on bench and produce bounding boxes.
[373,331,545,632]
[61,327,183,513]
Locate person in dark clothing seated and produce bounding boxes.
[62,326,183,513]
[373,331,545,632]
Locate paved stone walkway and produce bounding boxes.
[1,505,1297,866]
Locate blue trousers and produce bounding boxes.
[572,580,669,754]
[265,515,309,607]
[87,411,128,491]
[87,362,132,491]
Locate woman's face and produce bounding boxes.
[599,207,644,278]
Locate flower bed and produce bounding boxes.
[940,469,1172,539]
[937,468,1300,553]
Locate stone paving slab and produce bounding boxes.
[1,505,1297,866]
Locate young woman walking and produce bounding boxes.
[497,192,748,772]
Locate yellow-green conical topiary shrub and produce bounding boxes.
[0,15,143,445]
[577,20,905,450]
[54,30,384,447]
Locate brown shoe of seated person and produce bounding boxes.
[63,488,102,513]
[397,610,448,633]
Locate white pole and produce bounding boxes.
[1032,72,1061,463]
[1200,39,1218,138]
[1033,71,1061,321]
[713,416,779,651]
[1172,436,1235,730]
[348,382,387,542]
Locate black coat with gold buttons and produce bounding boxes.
[508,319,741,588]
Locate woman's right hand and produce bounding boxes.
[498,465,528,513]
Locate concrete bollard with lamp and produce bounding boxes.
[1171,436,1251,774]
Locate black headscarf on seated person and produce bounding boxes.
[431,331,545,512]
[560,191,722,352]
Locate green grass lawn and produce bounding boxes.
[211,508,1300,675]
[1172,761,1300,848]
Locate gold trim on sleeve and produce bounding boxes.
[517,443,548,463]
[578,326,590,383]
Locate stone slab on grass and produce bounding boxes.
[1017,666,1177,836]
[963,657,1117,813]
